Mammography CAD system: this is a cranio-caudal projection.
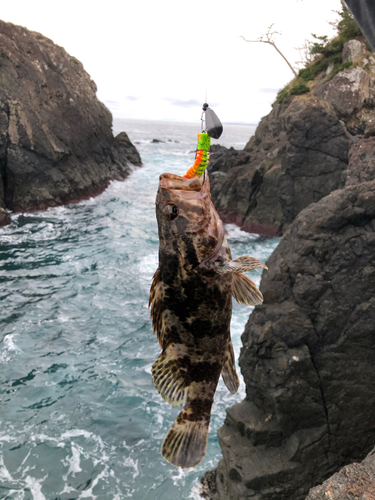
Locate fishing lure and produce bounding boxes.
[184,103,223,179]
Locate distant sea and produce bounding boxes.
[0,118,279,500]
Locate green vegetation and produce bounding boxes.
[276,79,310,104]
[275,4,363,104]
[71,57,80,65]
[336,4,363,43]
[289,81,310,96]
[326,61,352,81]
[275,87,290,104]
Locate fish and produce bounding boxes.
[149,172,267,468]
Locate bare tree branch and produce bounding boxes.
[240,24,298,77]
[294,39,313,70]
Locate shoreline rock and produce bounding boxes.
[208,98,351,237]
[208,39,375,237]
[305,446,375,499]
[0,20,141,227]
[201,141,375,498]
[203,174,375,499]
[200,38,375,500]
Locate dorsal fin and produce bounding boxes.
[232,273,263,306]
[149,268,167,347]
[221,340,240,394]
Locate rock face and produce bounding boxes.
[204,138,375,498]
[209,101,351,236]
[201,39,375,500]
[305,447,375,500]
[0,20,141,225]
[314,67,374,136]
[342,39,367,63]
[346,136,375,185]
[208,40,375,236]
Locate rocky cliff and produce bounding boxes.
[0,20,141,227]
[202,130,375,500]
[201,40,375,500]
[208,40,375,236]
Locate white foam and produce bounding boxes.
[0,455,13,481]
[60,429,93,441]
[188,483,204,499]
[5,491,24,500]
[171,466,190,487]
[138,252,159,284]
[123,457,139,479]
[0,334,20,363]
[225,223,258,242]
[59,484,77,496]
[24,475,48,500]
[67,446,82,475]
[0,433,18,443]
[20,450,32,469]
[77,467,108,499]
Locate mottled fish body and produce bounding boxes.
[149,172,266,468]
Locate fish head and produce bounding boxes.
[155,173,224,269]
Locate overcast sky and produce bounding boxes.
[2,0,342,124]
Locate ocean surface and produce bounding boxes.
[0,118,280,500]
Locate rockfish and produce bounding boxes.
[149,172,267,468]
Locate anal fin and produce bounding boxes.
[221,341,240,394]
[152,348,189,407]
[232,273,263,306]
[162,407,210,468]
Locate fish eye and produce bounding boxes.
[163,203,178,220]
[170,204,178,219]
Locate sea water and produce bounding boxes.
[0,119,280,500]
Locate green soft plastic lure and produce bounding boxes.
[184,104,223,179]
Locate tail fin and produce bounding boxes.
[161,407,210,468]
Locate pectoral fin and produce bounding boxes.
[221,341,240,394]
[214,256,267,274]
[232,273,263,306]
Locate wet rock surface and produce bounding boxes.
[0,20,141,226]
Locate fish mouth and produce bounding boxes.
[157,173,210,203]
[158,173,203,192]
